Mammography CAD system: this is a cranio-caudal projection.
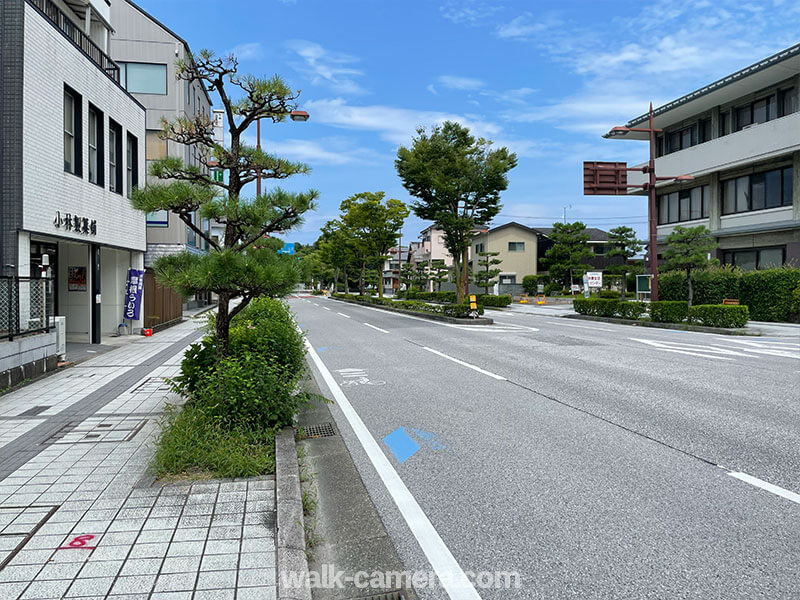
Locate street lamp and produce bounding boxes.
[255,109,310,196]
[585,103,693,302]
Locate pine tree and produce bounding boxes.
[474,251,502,294]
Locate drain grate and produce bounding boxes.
[17,406,51,417]
[349,591,408,600]
[65,372,95,378]
[300,423,336,439]
[0,505,59,570]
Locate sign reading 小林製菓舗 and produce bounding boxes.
[123,269,145,321]
[54,211,96,235]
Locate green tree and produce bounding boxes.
[395,121,517,303]
[400,262,417,292]
[605,226,644,300]
[474,251,502,294]
[414,262,430,291]
[542,222,594,289]
[429,259,450,292]
[318,220,355,292]
[131,51,317,358]
[662,225,719,308]
[339,192,409,297]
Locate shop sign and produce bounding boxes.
[123,269,145,320]
[54,212,97,235]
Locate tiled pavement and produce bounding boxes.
[0,319,278,600]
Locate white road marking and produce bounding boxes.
[630,338,752,360]
[337,312,351,319]
[323,306,331,311]
[421,346,506,381]
[546,321,614,332]
[312,303,319,306]
[304,340,481,599]
[493,321,540,332]
[728,472,800,506]
[363,323,390,334]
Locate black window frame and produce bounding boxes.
[63,85,83,177]
[87,104,104,187]
[126,132,138,199]
[118,61,169,95]
[657,185,710,225]
[721,166,793,215]
[779,87,797,117]
[507,241,525,252]
[108,120,123,194]
[722,246,786,270]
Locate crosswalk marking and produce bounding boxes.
[630,337,800,361]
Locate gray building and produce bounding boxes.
[0,0,147,350]
[109,0,214,273]
[623,43,800,268]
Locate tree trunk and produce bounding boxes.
[343,266,348,293]
[333,267,340,293]
[360,261,366,295]
[687,269,693,309]
[215,293,231,359]
[620,271,627,301]
[462,248,470,301]
[453,254,465,304]
[378,265,384,298]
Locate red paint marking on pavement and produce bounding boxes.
[57,534,96,550]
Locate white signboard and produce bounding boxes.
[212,109,225,146]
[586,271,603,288]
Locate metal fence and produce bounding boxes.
[0,277,52,341]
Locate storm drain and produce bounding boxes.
[17,406,51,417]
[43,417,147,445]
[65,372,95,378]
[0,505,59,570]
[300,423,336,439]
[131,377,171,394]
[349,591,408,600]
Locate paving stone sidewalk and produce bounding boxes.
[0,319,277,600]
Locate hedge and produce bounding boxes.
[405,290,457,303]
[739,267,800,322]
[332,293,484,317]
[573,298,620,317]
[659,267,741,305]
[689,304,749,328]
[476,294,512,307]
[617,301,648,320]
[597,290,621,299]
[522,274,549,295]
[650,301,689,323]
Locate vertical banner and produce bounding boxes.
[123,268,145,320]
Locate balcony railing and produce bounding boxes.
[27,0,120,83]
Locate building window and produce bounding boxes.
[722,167,793,215]
[592,244,606,255]
[779,87,797,117]
[499,274,516,284]
[146,130,167,160]
[118,62,168,95]
[508,242,525,252]
[734,93,782,132]
[126,133,138,199]
[719,112,729,137]
[698,118,712,143]
[109,120,122,194]
[147,210,169,227]
[657,185,710,225]
[63,87,82,176]
[87,105,104,187]
[475,243,485,253]
[723,247,785,270]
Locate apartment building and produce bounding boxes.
[624,44,800,268]
[0,0,147,346]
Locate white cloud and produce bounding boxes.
[228,42,263,61]
[439,0,504,25]
[496,13,556,39]
[426,84,438,95]
[262,138,380,166]
[287,40,366,95]
[437,75,485,90]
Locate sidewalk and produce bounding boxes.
[0,318,277,600]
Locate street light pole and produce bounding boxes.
[256,110,310,199]
[646,104,659,301]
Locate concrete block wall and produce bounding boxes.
[0,331,58,390]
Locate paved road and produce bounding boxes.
[290,295,800,600]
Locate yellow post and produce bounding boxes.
[469,294,477,310]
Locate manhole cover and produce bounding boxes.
[43,418,147,445]
[300,423,336,439]
[0,505,59,570]
[131,377,171,393]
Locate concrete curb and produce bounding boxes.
[275,426,312,600]
[329,297,494,325]
[564,313,757,335]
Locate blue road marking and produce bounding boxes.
[411,428,447,450]
[383,427,420,463]
[318,346,328,352]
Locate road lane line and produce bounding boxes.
[421,346,507,380]
[337,312,351,318]
[728,472,800,506]
[323,306,331,311]
[544,321,613,332]
[303,340,481,599]
[363,322,389,334]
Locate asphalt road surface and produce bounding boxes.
[290,295,800,600]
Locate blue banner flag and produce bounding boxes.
[123,268,145,320]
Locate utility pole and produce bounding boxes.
[562,204,572,224]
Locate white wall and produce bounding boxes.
[21,3,146,253]
[58,242,90,339]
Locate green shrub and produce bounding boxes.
[544,282,562,296]
[522,274,549,295]
[152,404,276,479]
[598,290,621,299]
[391,299,484,317]
[573,297,592,315]
[791,284,800,319]
[739,267,800,322]
[650,301,689,323]
[617,301,648,320]
[170,337,216,397]
[332,292,357,301]
[476,294,512,307]
[394,290,406,299]
[405,290,457,303]
[659,267,741,305]
[689,304,749,328]
[572,298,618,317]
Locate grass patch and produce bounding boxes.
[152,403,276,480]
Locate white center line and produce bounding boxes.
[728,472,800,506]
[421,346,506,381]
[304,341,481,599]
[337,312,351,319]
[363,322,389,334]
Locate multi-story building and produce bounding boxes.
[622,44,799,268]
[470,222,613,285]
[110,0,213,311]
[0,0,147,347]
[419,225,454,266]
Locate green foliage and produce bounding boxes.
[475,251,502,293]
[792,284,800,317]
[405,290,457,303]
[689,304,749,328]
[170,338,216,397]
[650,301,689,323]
[395,121,517,302]
[573,298,649,321]
[542,222,594,287]
[522,274,549,295]
[662,225,718,307]
[597,290,621,299]
[152,404,275,479]
[617,301,648,320]
[659,267,741,305]
[429,259,451,292]
[476,294,512,307]
[739,267,800,322]
[334,294,484,317]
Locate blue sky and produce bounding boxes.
[135,0,800,245]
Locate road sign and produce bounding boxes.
[586,271,603,288]
[212,168,223,183]
[277,242,295,255]
[537,284,544,293]
[469,294,477,310]
[583,161,629,195]
[636,274,652,294]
